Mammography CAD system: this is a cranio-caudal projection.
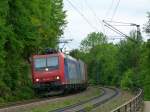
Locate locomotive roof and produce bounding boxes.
[64,54,77,61]
[32,52,78,62]
[33,52,62,57]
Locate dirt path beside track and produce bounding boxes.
[144,101,150,112]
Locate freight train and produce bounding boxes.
[31,49,87,94]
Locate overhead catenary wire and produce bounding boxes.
[103,20,129,37]
[103,0,115,37]
[105,0,115,19]
[103,20,127,39]
[104,24,127,38]
[84,0,106,33]
[104,24,135,42]
[105,20,135,25]
[84,0,108,34]
[108,37,124,40]
[103,20,138,42]
[110,0,121,21]
[110,25,134,26]
[84,0,102,27]
[66,0,99,31]
[103,19,137,41]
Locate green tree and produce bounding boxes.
[0,0,66,102]
[116,31,142,87]
[69,49,81,59]
[0,0,12,100]
[77,32,118,85]
[80,32,107,52]
[142,12,150,99]
[139,40,150,99]
[121,69,134,90]
[144,12,150,34]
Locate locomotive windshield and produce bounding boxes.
[34,56,59,71]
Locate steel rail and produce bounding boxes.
[49,87,105,112]
[0,91,81,111]
[50,87,120,112]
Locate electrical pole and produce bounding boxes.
[137,25,140,41]
[103,20,140,43]
[58,39,73,52]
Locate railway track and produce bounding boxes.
[0,93,60,109]
[50,87,120,112]
[0,91,81,112]
[0,87,119,112]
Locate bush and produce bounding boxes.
[144,84,150,100]
[121,69,134,90]
[0,81,11,98]
[0,97,5,105]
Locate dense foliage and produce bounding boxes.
[70,28,150,100]
[0,0,66,103]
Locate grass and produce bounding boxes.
[84,103,94,111]
[23,87,101,112]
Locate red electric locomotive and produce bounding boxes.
[31,49,87,93]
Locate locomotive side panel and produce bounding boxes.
[79,60,87,82]
[64,58,80,84]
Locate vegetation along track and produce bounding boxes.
[0,87,119,112]
[50,87,120,112]
[0,87,99,112]
[0,91,81,112]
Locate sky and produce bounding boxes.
[62,0,150,50]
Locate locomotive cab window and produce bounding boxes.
[34,56,59,71]
[34,58,46,70]
[47,56,59,69]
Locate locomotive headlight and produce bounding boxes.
[36,78,39,82]
[56,76,60,80]
[45,68,48,71]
